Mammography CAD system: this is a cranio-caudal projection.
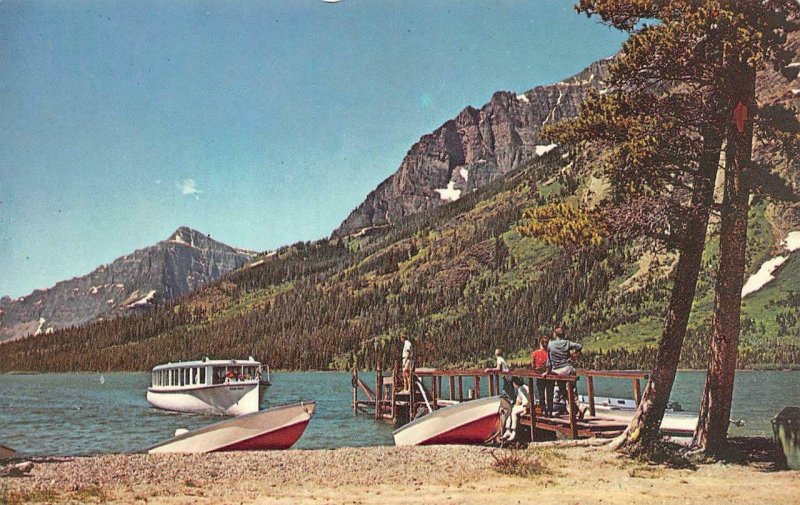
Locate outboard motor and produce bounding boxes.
[486,396,514,445]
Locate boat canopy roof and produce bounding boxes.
[151,358,261,372]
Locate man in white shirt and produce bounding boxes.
[502,377,530,441]
[401,335,413,392]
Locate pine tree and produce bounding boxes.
[544,0,799,455]
[692,1,799,456]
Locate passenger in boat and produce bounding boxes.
[531,336,554,417]
[485,348,514,397]
[501,377,530,442]
[401,335,413,393]
[548,327,582,414]
[225,370,235,383]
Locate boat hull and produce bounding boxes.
[394,396,502,446]
[0,444,15,459]
[147,382,260,416]
[147,401,316,454]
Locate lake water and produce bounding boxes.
[0,371,797,457]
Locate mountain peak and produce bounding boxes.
[169,226,205,243]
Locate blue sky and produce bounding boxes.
[0,0,626,298]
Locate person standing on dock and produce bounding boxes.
[485,348,514,397]
[401,335,413,393]
[548,327,581,412]
[531,336,554,417]
[501,377,530,442]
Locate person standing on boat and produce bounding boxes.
[501,377,530,442]
[401,335,413,393]
[531,336,554,417]
[485,348,514,397]
[548,327,581,412]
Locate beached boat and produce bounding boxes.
[147,357,270,416]
[0,444,16,459]
[393,396,503,446]
[147,401,316,453]
[578,395,698,437]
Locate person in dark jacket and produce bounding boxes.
[548,327,581,415]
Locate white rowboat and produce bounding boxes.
[393,396,502,446]
[147,401,316,454]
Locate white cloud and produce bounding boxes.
[177,178,202,196]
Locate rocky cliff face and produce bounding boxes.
[0,227,256,343]
[332,60,612,237]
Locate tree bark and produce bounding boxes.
[692,62,756,456]
[611,126,723,453]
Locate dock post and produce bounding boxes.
[528,377,536,442]
[474,375,481,399]
[449,376,455,401]
[352,369,358,413]
[633,378,641,405]
[375,365,383,420]
[432,375,438,411]
[566,380,578,439]
[586,375,596,417]
[458,376,463,401]
[409,370,416,421]
[489,373,496,396]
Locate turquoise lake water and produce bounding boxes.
[0,371,797,457]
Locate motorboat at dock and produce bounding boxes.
[578,395,698,437]
[147,357,270,416]
[147,401,316,453]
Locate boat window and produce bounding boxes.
[213,367,224,385]
[199,367,206,385]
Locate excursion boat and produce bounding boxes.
[147,401,316,453]
[147,357,270,416]
[578,395,698,437]
[393,396,503,446]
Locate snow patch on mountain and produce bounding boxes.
[742,231,800,298]
[34,317,46,336]
[434,182,462,202]
[535,144,558,156]
[127,290,157,308]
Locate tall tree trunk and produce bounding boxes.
[611,126,723,453]
[692,62,756,456]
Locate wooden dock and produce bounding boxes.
[352,364,649,442]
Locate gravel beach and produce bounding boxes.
[2,442,799,504]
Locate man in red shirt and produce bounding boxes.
[531,336,553,417]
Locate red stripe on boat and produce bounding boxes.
[418,414,500,445]
[215,420,311,451]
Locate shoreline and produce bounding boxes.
[3,367,800,375]
[2,439,798,504]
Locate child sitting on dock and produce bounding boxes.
[485,348,514,398]
[501,377,530,442]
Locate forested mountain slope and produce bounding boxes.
[1,147,797,372]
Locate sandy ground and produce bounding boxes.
[2,440,799,504]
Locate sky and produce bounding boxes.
[0,0,627,298]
